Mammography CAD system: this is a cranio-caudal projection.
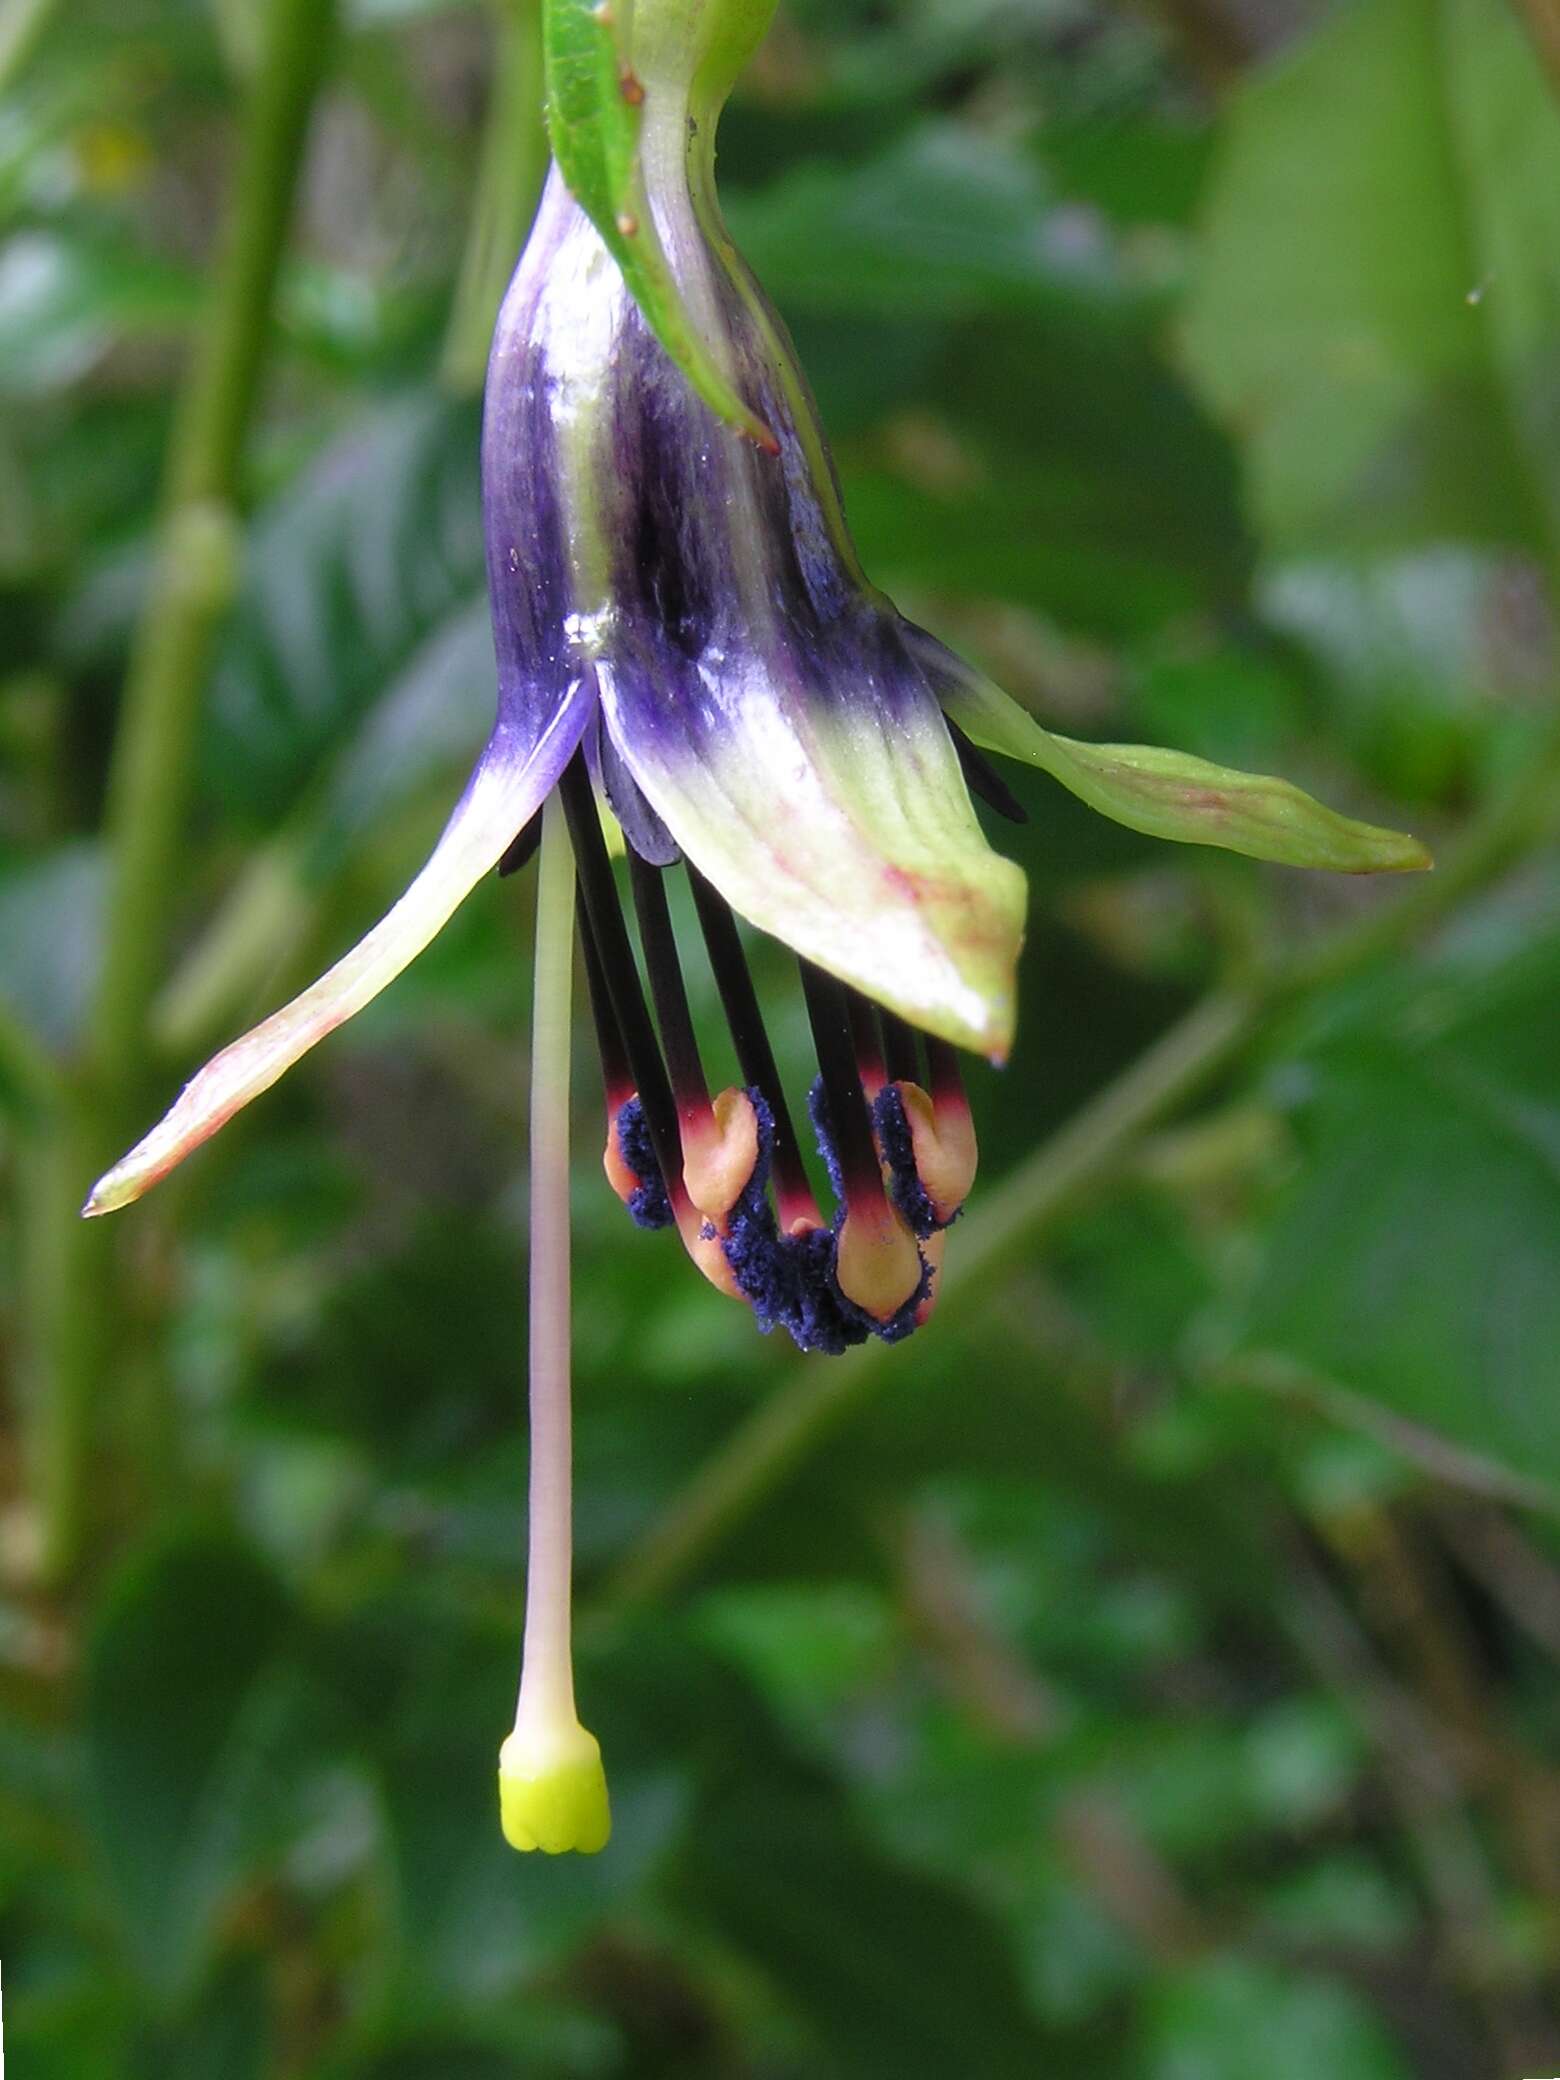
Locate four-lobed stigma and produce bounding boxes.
[499,1718,612,1857]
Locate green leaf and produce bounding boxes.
[1261,548,1546,804]
[334,2047,576,2080]
[683,1785,1096,2078]
[936,651,1430,872]
[727,124,1127,319]
[83,1534,302,2002]
[1229,921,1560,1494]
[1182,0,1560,555]
[130,1960,271,2080]
[0,231,196,400]
[843,313,1252,640]
[542,0,777,450]
[1139,1956,1409,2080]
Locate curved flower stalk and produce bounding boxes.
[84,0,1428,1854]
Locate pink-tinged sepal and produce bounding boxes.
[597,625,1026,1063]
[83,698,594,1217]
[908,628,1431,876]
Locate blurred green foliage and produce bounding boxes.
[3,0,1560,2075]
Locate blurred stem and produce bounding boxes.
[1136,0,1252,95]
[36,0,340,1589]
[152,828,316,1061]
[92,0,339,1109]
[0,1000,64,1127]
[603,729,1560,1615]
[0,0,58,97]
[1514,0,1560,103]
[442,0,546,396]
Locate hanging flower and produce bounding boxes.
[83,0,1428,1857]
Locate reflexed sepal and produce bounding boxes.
[601,651,1028,1061]
[499,1719,612,1856]
[543,0,777,451]
[83,703,595,1218]
[916,631,1431,875]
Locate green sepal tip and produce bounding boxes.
[939,656,1431,876]
[543,0,779,453]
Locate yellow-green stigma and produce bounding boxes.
[499,1719,611,1856]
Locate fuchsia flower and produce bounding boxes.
[85,0,1427,1854]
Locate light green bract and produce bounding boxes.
[923,640,1432,876]
[544,0,780,450]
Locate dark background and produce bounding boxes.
[3,0,1560,2074]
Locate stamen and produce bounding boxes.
[577,897,669,1227]
[628,855,759,1223]
[948,718,1029,825]
[917,1232,947,1326]
[847,991,886,1102]
[558,753,681,1194]
[875,1081,977,1232]
[880,1007,922,1090]
[576,894,632,1111]
[928,1035,973,1124]
[799,964,881,1201]
[800,962,924,1325]
[686,865,822,1235]
[627,853,708,1111]
[873,1040,977,1235]
[499,791,609,1857]
[497,811,545,878]
[558,755,738,1298]
[924,1037,978,1219]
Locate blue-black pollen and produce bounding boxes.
[873,1085,949,1241]
[564,814,941,1355]
[615,1096,674,1230]
[719,1089,869,1355]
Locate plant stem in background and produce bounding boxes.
[1516,0,1560,104]
[0,999,63,1128]
[443,0,546,396]
[33,0,340,1587]
[0,0,59,99]
[91,0,339,1111]
[602,729,1560,1614]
